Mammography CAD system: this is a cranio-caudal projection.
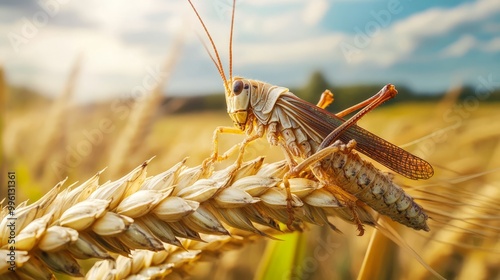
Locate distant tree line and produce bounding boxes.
[161,70,500,114]
[8,70,500,114]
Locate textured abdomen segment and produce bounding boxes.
[319,147,429,231]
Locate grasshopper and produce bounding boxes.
[187,0,433,234]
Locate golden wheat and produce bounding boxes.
[3,74,500,279]
[2,147,450,279]
[3,108,500,279]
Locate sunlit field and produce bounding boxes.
[2,1,500,279]
[3,75,500,279]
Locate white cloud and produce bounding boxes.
[229,0,500,69]
[5,26,158,101]
[2,0,185,102]
[481,37,500,52]
[65,0,183,33]
[239,10,300,36]
[302,0,329,26]
[2,0,500,102]
[184,0,337,76]
[236,33,346,66]
[439,35,500,58]
[441,35,477,58]
[392,0,500,37]
[344,0,500,66]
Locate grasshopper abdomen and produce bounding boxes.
[316,140,429,231]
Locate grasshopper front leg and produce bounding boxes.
[202,126,243,173]
[203,124,264,187]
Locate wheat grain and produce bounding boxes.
[1,152,391,279]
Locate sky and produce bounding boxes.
[1,0,499,103]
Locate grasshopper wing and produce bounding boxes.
[277,93,434,180]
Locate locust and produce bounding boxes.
[186,0,433,234]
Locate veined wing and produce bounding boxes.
[277,93,434,180]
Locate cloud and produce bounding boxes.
[2,0,499,102]
[5,26,158,100]
[440,35,500,58]
[236,33,345,66]
[228,0,500,70]
[302,0,329,26]
[342,0,500,66]
[2,0,186,102]
[441,35,477,58]
[481,37,500,52]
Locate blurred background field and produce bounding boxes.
[2,0,500,279]
[2,66,500,279]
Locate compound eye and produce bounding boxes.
[233,80,244,95]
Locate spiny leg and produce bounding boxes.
[335,84,395,118]
[320,84,397,150]
[202,125,259,180]
[279,142,298,168]
[330,141,366,236]
[281,141,345,230]
[329,141,367,235]
[282,140,362,231]
[234,133,262,168]
[278,142,300,229]
[322,180,366,235]
[353,200,368,236]
[216,132,262,191]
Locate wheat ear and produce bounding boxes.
[1,155,383,279]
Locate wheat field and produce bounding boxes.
[2,58,500,280]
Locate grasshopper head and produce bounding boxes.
[226,77,251,131]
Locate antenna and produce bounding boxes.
[229,0,236,84]
[186,0,229,91]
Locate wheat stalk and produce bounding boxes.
[107,31,185,178]
[28,56,82,182]
[0,67,6,172]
